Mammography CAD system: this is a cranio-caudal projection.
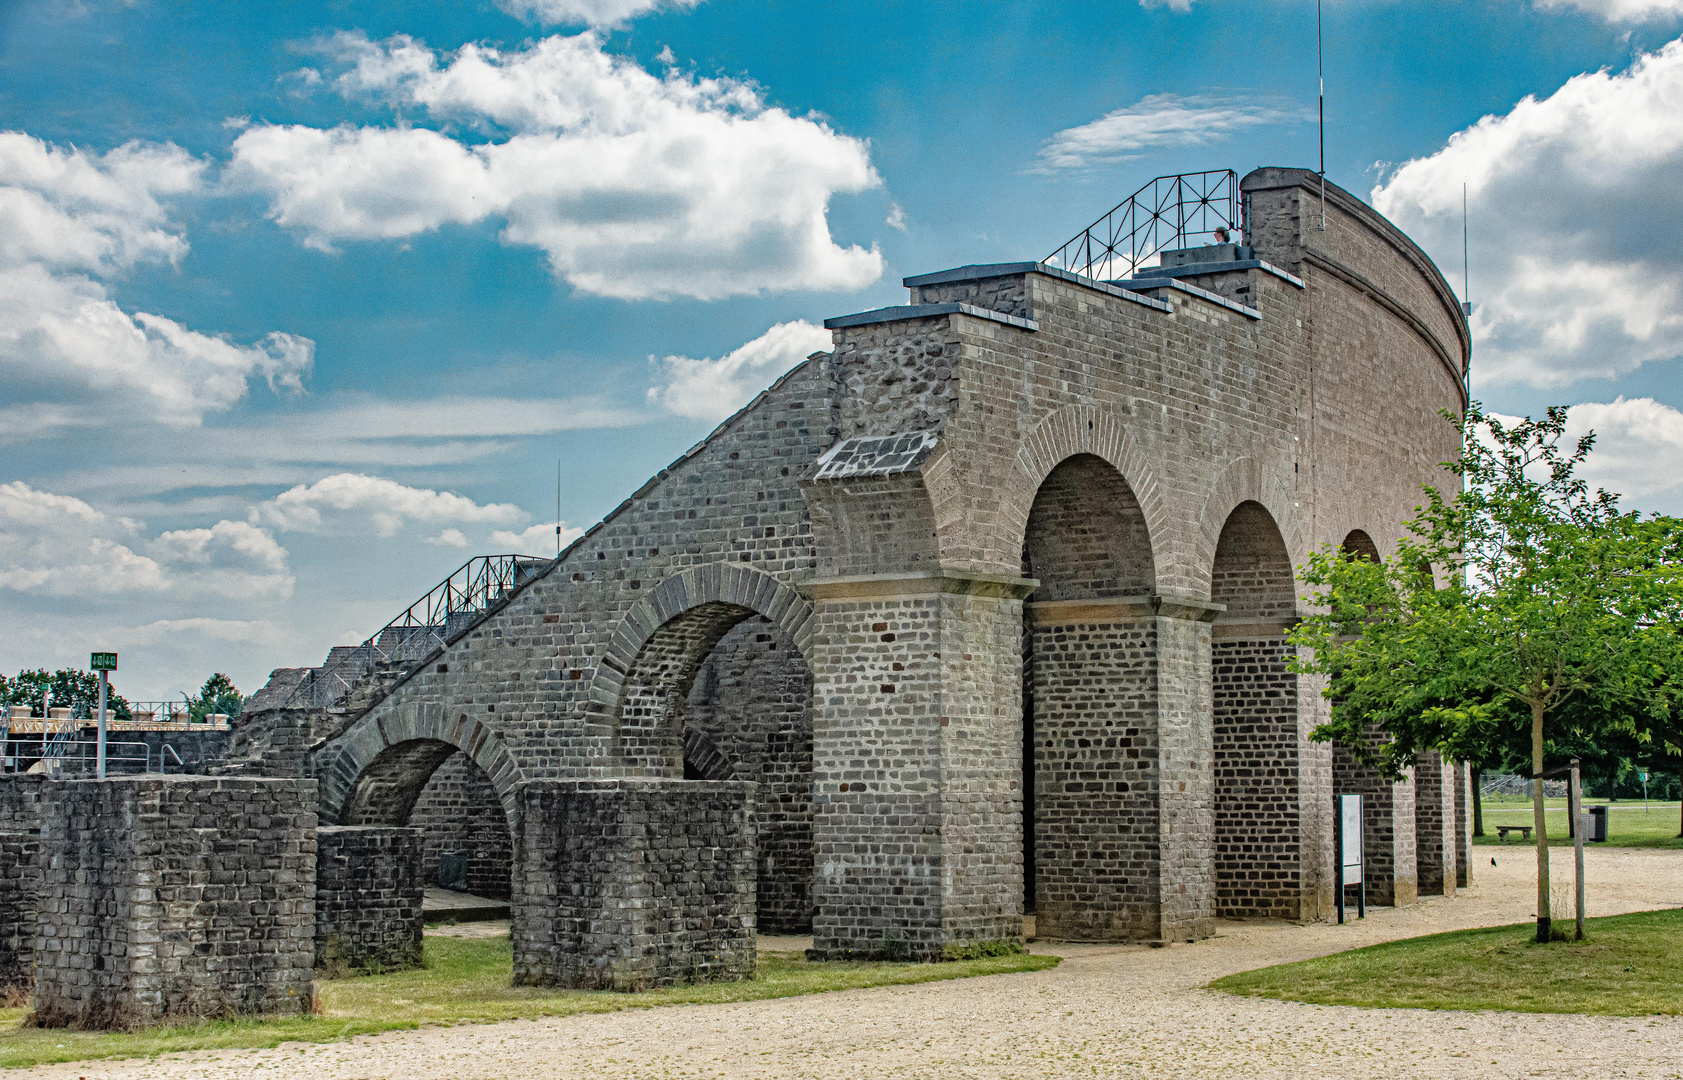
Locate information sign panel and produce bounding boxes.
[1340,794,1363,885]
[90,652,117,671]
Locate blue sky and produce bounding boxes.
[5,0,1683,700]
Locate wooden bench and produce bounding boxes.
[1496,825,1533,842]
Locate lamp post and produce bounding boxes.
[90,651,117,779]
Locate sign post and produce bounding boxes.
[90,652,116,780]
[1335,793,1364,924]
[1570,757,1585,941]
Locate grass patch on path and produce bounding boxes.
[1210,907,1683,1016]
[0,939,1058,1070]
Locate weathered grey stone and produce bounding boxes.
[315,826,423,973]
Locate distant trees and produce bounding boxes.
[0,668,133,721]
[1290,405,1683,942]
[183,673,244,721]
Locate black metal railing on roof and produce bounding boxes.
[1044,170,1242,282]
[286,553,550,710]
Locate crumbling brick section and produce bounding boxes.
[29,777,316,1031]
[511,779,756,991]
[315,826,424,973]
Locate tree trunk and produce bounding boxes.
[1472,769,1484,837]
[1533,702,1551,944]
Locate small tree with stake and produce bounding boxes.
[1290,405,1683,943]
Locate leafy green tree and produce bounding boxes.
[1,667,132,721]
[184,673,243,722]
[1291,405,1683,943]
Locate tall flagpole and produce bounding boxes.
[1318,0,1326,229]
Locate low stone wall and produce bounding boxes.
[512,779,756,991]
[315,826,424,973]
[29,776,317,1030]
[0,831,40,994]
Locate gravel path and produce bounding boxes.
[25,847,1683,1080]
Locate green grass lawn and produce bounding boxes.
[1477,797,1683,849]
[0,938,1058,1070]
[1211,907,1683,1015]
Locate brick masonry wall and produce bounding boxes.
[1454,760,1472,889]
[1030,617,1160,940]
[684,616,814,935]
[1413,751,1458,897]
[1333,744,1418,907]
[1212,637,1301,918]
[0,832,39,993]
[315,826,424,972]
[30,777,316,1030]
[407,752,512,900]
[512,779,756,990]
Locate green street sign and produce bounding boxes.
[90,652,117,671]
[1639,772,1649,783]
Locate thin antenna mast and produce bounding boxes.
[1318,0,1326,229]
[1463,184,1471,310]
[556,459,562,557]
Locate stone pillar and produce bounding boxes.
[315,826,424,973]
[1333,746,1418,906]
[1154,600,1219,943]
[30,777,317,1030]
[511,779,756,990]
[1413,751,1458,896]
[806,572,1031,960]
[1453,760,1473,889]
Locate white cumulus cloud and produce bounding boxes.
[488,521,586,552]
[226,32,884,301]
[1563,397,1683,507]
[251,473,525,537]
[646,320,832,421]
[0,481,291,600]
[0,133,314,435]
[1373,40,1683,388]
[496,0,699,27]
[1036,93,1312,171]
[1534,0,1683,20]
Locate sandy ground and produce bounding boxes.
[22,847,1683,1080]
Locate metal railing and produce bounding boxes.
[1,737,181,775]
[286,554,549,710]
[1044,169,1242,282]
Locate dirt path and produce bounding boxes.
[25,848,1683,1080]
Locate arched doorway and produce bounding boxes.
[608,571,817,936]
[1210,500,1300,919]
[408,752,514,900]
[1020,453,1157,940]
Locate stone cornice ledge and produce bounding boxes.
[802,569,1040,601]
[1022,594,1229,624]
[824,303,1038,332]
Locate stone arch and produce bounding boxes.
[1020,450,1161,939]
[1001,405,1168,581]
[589,564,814,720]
[1191,457,1304,602]
[318,706,524,827]
[1341,529,1381,562]
[1210,499,1303,919]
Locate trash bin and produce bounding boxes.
[439,851,470,891]
[1586,804,1609,842]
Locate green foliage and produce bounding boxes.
[183,672,243,721]
[1210,908,1683,1015]
[1289,404,1683,777]
[0,667,132,722]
